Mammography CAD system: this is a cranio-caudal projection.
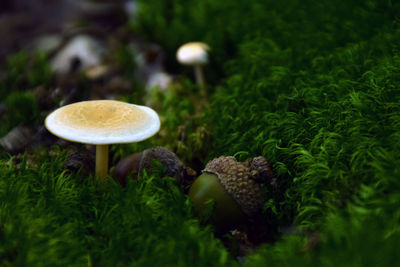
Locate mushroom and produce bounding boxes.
[176,42,210,96]
[45,100,160,184]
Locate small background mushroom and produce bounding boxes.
[176,42,210,97]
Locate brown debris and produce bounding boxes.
[63,149,95,175]
[0,125,37,154]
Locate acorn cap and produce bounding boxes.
[203,156,264,216]
[45,100,160,145]
[176,42,209,66]
[246,156,274,183]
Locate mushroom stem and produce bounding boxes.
[95,144,109,184]
[194,64,207,97]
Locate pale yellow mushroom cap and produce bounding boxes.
[176,42,210,65]
[45,100,160,145]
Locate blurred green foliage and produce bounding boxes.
[0,51,52,136]
[0,51,52,100]
[134,0,399,86]
[5,91,40,127]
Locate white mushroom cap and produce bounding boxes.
[176,42,210,65]
[45,100,160,145]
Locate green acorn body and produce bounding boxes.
[188,172,245,230]
[189,156,272,230]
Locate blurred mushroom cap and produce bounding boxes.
[176,42,210,65]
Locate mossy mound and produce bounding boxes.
[136,0,400,264]
[1,0,400,265]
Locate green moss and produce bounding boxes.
[146,79,211,166]
[209,30,400,229]
[0,148,235,266]
[1,0,400,265]
[246,205,400,266]
[113,79,211,170]
[134,0,400,264]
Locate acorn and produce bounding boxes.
[188,156,271,230]
[113,152,141,186]
[114,147,196,186]
[245,156,274,184]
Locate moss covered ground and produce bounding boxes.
[1,0,400,266]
